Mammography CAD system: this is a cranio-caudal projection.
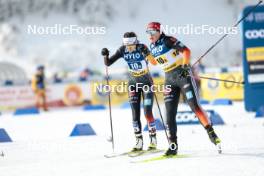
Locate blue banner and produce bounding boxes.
[242,4,264,111]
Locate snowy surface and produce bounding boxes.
[0,102,264,176]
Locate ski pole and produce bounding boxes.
[105,66,115,152]
[193,75,245,85]
[144,60,170,144]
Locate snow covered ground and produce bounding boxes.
[0,102,264,176]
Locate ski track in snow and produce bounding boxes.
[0,102,264,176]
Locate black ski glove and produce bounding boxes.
[179,64,190,79]
[101,48,109,56]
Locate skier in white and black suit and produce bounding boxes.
[101,32,159,152]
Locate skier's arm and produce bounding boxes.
[101,47,123,66]
[164,37,191,65]
[140,44,157,65]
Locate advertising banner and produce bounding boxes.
[242,4,264,111]
[0,82,91,110]
[201,72,244,101]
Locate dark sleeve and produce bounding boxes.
[163,36,188,52]
[137,44,150,57]
[104,46,124,66]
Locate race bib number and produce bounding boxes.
[156,56,168,64]
[129,62,142,70]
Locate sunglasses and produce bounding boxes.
[146,30,160,35]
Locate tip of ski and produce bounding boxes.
[217,143,222,154]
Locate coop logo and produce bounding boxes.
[175,110,224,125]
[245,29,264,39]
[176,111,199,124]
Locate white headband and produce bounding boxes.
[123,37,137,45]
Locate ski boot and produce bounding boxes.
[147,134,157,151]
[164,141,178,156]
[131,135,143,152]
[206,126,222,153]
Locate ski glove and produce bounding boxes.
[101,48,109,56]
[179,64,190,79]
